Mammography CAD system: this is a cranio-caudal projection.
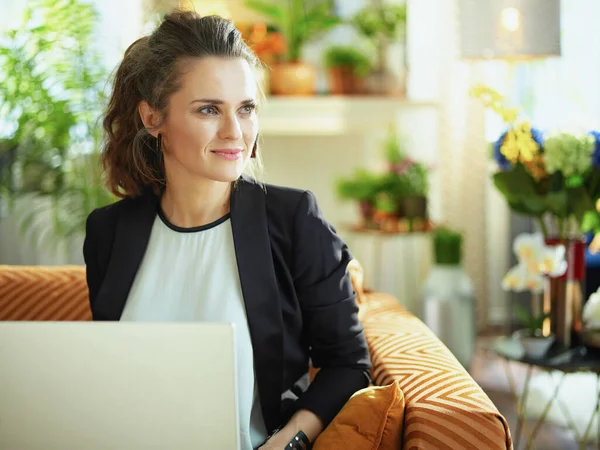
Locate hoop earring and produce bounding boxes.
[156,133,162,153]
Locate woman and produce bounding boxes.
[83,10,371,450]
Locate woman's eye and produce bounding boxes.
[240,104,256,114]
[199,106,218,115]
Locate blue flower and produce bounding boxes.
[530,127,544,147]
[493,131,512,171]
[589,131,600,169]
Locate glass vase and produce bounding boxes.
[543,238,586,348]
[422,264,476,369]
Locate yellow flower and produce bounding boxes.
[499,121,541,165]
[470,84,521,125]
[500,130,520,163]
[501,108,519,124]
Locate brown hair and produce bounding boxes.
[102,10,263,198]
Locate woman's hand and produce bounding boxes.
[257,428,295,449]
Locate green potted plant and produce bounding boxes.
[432,226,463,265]
[245,0,340,95]
[335,169,381,226]
[382,127,429,219]
[513,305,554,359]
[372,191,402,232]
[351,2,407,96]
[377,171,408,215]
[323,45,372,95]
[403,162,429,219]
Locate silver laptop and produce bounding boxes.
[0,322,240,450]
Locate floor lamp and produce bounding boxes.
[457,0,562,333]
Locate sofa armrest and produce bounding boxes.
[0,265,91,321]
[359,292,513,450]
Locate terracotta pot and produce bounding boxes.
[269,62,316,96]
[327,67,364,95]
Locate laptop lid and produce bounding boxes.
[0,322,239,450]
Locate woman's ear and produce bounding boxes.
[138,101,161,137]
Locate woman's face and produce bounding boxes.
[154,56,258,184]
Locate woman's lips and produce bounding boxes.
[211,148,243,160]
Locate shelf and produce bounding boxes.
[258,96,438,136]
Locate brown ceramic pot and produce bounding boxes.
[269,61,316,96]
[327,67,364,95]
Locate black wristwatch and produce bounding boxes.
[285,430,311,449]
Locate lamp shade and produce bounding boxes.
[459,0,561,60]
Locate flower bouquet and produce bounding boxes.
[472,85,600,237]
[472,85,600,347]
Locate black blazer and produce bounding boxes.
[83,175,371,434]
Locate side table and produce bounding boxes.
[490,338,600,450]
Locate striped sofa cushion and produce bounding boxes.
[0,266,91,321]
[359,292,512,450]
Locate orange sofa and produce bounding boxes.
[0,264,512,449]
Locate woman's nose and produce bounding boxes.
[218,114,242,141]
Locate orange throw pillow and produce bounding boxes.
[313,380,404,450]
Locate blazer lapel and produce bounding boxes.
[94,192,158,320]
[231,177,284,433]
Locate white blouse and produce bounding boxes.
[121,210,268,450]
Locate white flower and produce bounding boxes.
[583,288,600,328]
[539,245,567,277]
[502,232,567,293]
[502,265,545,293]
[502,266,527,292]
[514,233,545,264]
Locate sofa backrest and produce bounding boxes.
[0,265,91,321]
[0,260,368,322]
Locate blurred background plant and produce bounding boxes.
[323,45,372,78]
[350,1,407,96]
[0,0,114,252]
[237,22,287,65]
[243,0,340,96]
[335,126,430,232]
[323,45,373,95]
[351,1,406,73]
[244,0,339,63]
